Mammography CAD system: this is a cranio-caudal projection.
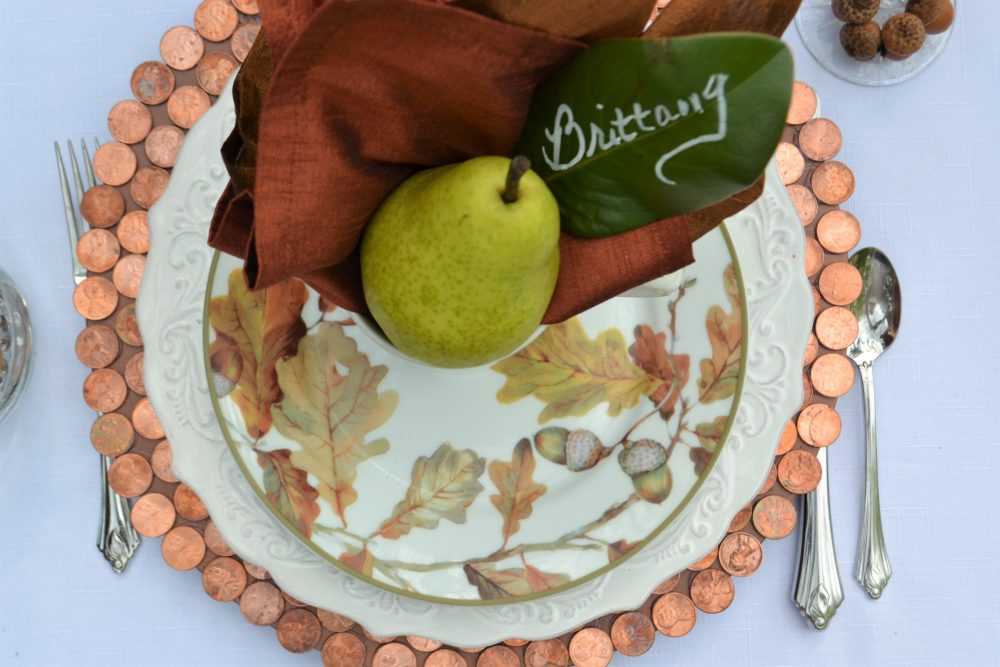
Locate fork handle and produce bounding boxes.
[794,446,844,629]
[97,454,140,573]
[855,359,892,598]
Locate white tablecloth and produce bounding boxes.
[1,3,997,665]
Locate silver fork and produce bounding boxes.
[56,139,141,574]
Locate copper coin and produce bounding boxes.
[374,643,419,667]
[196,51,238,96]
[232,0,259,14]
[786,81,818,125]
[818,262,864,306]
[809,405,843,447]
[244,562,269,580]
[464,647,486,654]
[322,633,367,667]
[92,143,137,187]
[776,141,805,185]
[240,581,284,626]
[77,229,120,274]
[816,306,859,350]
[174,483,210,521]
[132,397,165,439]
[115,304,143,347]
[786,184,818,226]
[804,332,819,367]
[117,210,150,254]
[131,492,176,537]
[811,353,855,398]
[797,403,825,446]
[145,125,185,169]
[167,85,212,129]
[804,236,825,278]
[752,495,798,540]
[83,368,127,413]
[107,99,153,144]
[425,650,466,667]
[90,413,134,456]
[316,609,355,633]
[74,276,118,321]
[778,450,823,494]
[813,287,822,317]
[276,609,322,653]
[162,525,206,571]
[811,161,855,205]
[689,569,735,613]
[816,210,862,254]
[525,639,569,667]
[131,61,175,106]
[195,0,239,41]
[759,462,778,494]
[160,25,205,71]
[231,23,261,62]
[776,420,797,456]
[568,628,614,667]
[203,520,235,556]
[799,118,843,163]
[802,372,813,408]
[112,253,145,299]
[477,646,518,667]
[75,325,120,369]
[284,591,308,608]
[611,611,655,656]
[130,166,170,209]
[719,532,763,577]
[151,440,178,482]
[81,184,126,228]
[406,637,443,653]
[688,547,718,571]
[728,504,753,533]
[503,638,529,647]
[652,572,681,595]
[108,453,153,498]
[652,592,697,637]
[125,352,145,396]
[202,556,248,601]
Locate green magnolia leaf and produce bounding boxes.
[517,34,793,238]
[489,439,548,546]
[464,563,571,600]
[258,449,321,539]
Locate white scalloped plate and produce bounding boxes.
[139,77,811,646]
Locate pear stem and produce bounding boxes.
[502,156,532,204]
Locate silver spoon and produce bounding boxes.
[847,248,900,599]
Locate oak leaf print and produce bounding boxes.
[489,439,547,547]
[258,449,321,538]
[697,265,742,403]
[629,324,691,420]
[464,563,571,600]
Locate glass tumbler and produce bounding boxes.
[0,266,33,425]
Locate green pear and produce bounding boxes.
[360,156,560,368]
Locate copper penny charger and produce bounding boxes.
[75,3,861,663]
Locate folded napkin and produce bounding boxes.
[210,0,799,323]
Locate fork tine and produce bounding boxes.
[55,142,86,273]
[81,139,97,190]
[66,141,87,213]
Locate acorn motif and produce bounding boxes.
[565,429,607,472]
[906,0,954,34]
[534,427,569,465]
[618,439,668,477]
[832,0,881,24]
[882,12,926,60]
[840,21,882,61]
[631,464,673,504]
[212,371,237,397]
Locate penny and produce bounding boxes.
[232,0,259,14]
[151,440,178,482]
[107,99,153,144]
[477,645,518,667]
[786,81,818,125]
[167,85,212,129]
[786,184,818,226]
[145,125,185,168]
[503,638,529,647]
[117,210,150,254]
[611,611,655,656]
[802,372,813,408]
[813,287,822,317]
[727,504,753,533]
[719,532,764,577]
[202,556,248,602]
[809,405,843,447]
[240,581,284,626]
[816,306,859,351]
[797,403,826,446]
[653,593,697,638]
[525,639,570,667]
[811,353,855,398]
[818,261,863,306]
[125,351,145,395]
[130,61,175,105]
[811,161,855,205]
[688,547,718,571]
[131,492,176,537]
[90,413,134,456]
[799,118,843,162]
[652,572,681,595]
[374,643,418,667]
[776,420,798,456]
[804,236,825,278]
[244,562,269,580]
[83,368,127,413]
[115,304,143,347]
[406,636,443,652]
[203,520,235,556]
[77,229,120,274]
[689,568,734,613]
[74,277,118,321]
[778,450,823,494]
[284,592,308,608]
[197,50,238,96]
[112,253,145,300]
[231,23,261,62]
[75,325,120,369]
[816,210,862,254]
[92,142,137,187]
[162,525,206,570]
[174,483,210,521]
[464,647,486,654]
[776,141,805,185]
[759,462,778,494]
[130,166,170,209]
[752,495,798,540]
[425,650,466,667]
[132,397,165,439]
[322,633,367,667]
[108,453,153,498]
[160,25,205,71]
[277,608,323,653]
[316,609,354,633]
[804,332,819,367]
[568,628,614,667]
[195,0,239,41]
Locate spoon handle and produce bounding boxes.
[794,446,844,629]
[855,359,892,599]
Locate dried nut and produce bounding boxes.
[906,0,954,33]
[882,12,926,60]
[840,21,882,61]
[832,0,880,24]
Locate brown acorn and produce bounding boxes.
[882,12,926,60]
[631,463,673,504]
[906,0,954,34]
[840,21,883,61]
[832,0,881,24]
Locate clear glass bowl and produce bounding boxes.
[0,266,33,425]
